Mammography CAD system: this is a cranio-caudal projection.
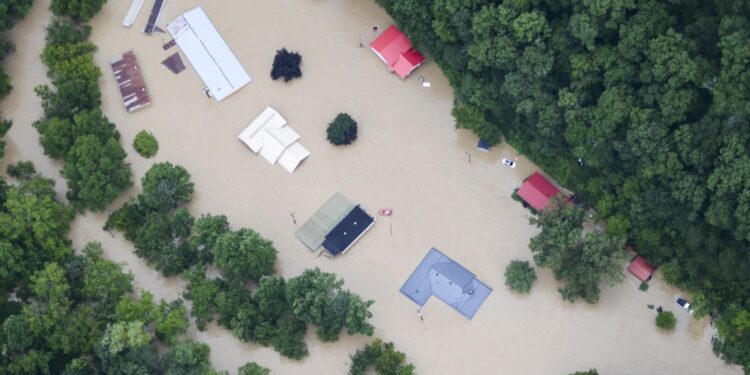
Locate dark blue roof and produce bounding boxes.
[322,205,374,255]
[477,138,490,151]
[400,248,492,320]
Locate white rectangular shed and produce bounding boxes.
[167,7,251,102]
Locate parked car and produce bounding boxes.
[676,298,695,314]
[502,158,516,168]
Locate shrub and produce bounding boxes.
[133,130,158,158]
[504,260,536,294]
[327,113,358,146]
[238,362,270,375]
[0,120,9,159]
[6,161,36,180]
[270,48,302,82]
[639,282,649,291]
[656,311,677,330]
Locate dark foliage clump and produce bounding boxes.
[270,48,302,82]
[326,113,358,146]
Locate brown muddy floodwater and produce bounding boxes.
[0,0,741,374]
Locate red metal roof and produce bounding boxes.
[517,172,562,211]
[370,25,424,79]
[628,255,654,282]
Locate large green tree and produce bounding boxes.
[287,268,374,342]
[530,200,627,304]
[140,162,194,212]
[161,341,214,375]
[212,228,277,283]
[81,242,133,317]
[62,135,132,211]
[348,339,415,375]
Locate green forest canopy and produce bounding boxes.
[375,0,750,372]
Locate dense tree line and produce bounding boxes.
[0,0,32,99]
[0,0,33,158]
[33,16,131,212]
[0,162,237,374]
[376,0,750,371]
[0,3,269,373]
[107,162,376,360]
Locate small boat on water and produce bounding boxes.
[379,208,393,216]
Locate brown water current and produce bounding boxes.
[0,1,742,374]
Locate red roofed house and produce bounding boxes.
[517,172,563,211]
[628,255,655,282]
[370,25,425,79]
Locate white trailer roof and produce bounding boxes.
[122,0,145,28]
[167,7,251,101]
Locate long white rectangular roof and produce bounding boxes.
[167,7,251,101]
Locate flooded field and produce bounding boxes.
[0,0,740,374]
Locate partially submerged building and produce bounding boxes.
[167,7,251,102]
[295,193,375,256]
[370,25,425,79]
[400,248,492,320]
[517,172,564,212]
[110,51,151,112]
[628,255,655,282]
[144,0,164,34]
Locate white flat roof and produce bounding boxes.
[167,7,251,102]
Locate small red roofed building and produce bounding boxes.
[628,255,655,282]
[370,25,425,79]
[517,172,563,211]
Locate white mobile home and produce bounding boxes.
[167,7,251,102]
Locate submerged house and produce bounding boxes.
[295,193,375,256]
[517,172,564,211]
[400,247,492,320]
[628,255,655,282]
[370,25,425,79]
[167,7,251,102]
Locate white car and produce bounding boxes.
[676,298,695,314]
[502,158,516,168]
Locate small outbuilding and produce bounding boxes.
[476,138,490,152]
[295,193,375,256]
[517,172,563,211]
[628,255,654,282]
[370,25,425,79]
